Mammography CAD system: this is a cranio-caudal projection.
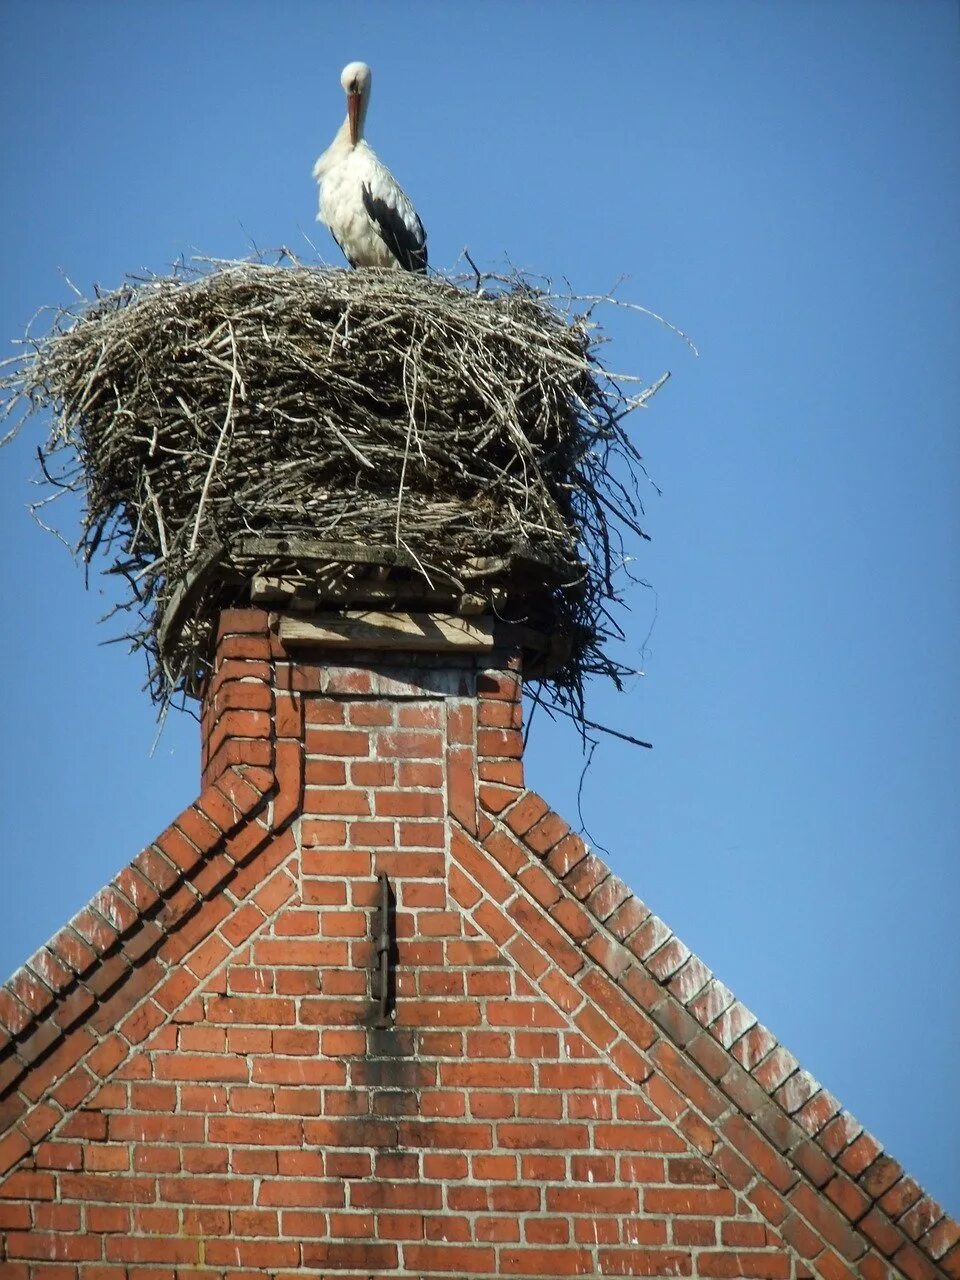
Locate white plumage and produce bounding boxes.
[313,61,427,273]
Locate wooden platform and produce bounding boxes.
[158,534,575,679]
[278,611,494,652]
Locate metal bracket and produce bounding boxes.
[373,873,393,1027]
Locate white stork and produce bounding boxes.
[313,61,427,273]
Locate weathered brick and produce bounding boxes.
[650,1039,728,1121]
[503,792,550,836]
[544,831,588,875]
[478,758,524,786]
[789,1182,869,1261]
[627,913,673,961]
[722,1114,797,1194]
[647,936,692,981]
[9,967,57,1016]
[838,1129,884,1178]
[606,895,651,940]
[0,989,33,1036]
[860,1154,903,1200]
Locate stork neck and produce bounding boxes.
[334,117,355,149]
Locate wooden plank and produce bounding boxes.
[236,535,422,570]
[279,611,494,652]
[157,542,225,658]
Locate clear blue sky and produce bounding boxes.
[1,1,957,1212]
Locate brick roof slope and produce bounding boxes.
[471,782,960,1278]
[0,611,955,1279]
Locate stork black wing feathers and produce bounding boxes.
[361,184,428,273]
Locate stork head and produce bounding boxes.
[340,61,372,146]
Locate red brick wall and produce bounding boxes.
[0,610,954,1279]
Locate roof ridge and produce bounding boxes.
[0,611,305,1154]
[0,734,303,1175]
[477,780,960,1278]
[0,766,270,1069]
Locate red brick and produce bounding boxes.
[206,710,272,764]
[305,728,370,756]
[503,792,549,836]
[603,893,648,938]
[645,1187,738,1215]
[819,1111,862,1158]
[583,930,632,980]
[596,1248,693,1276]
[477,696,520,728]
[208,1115,302,1145]
[217,608,270,637]
[899,1196,945,1244]
[839,1130,884,1178]
[378,729,443,758]
[373,789,444,817]
[584,873,631,921]
[780,1210,827,1258]
[478,670,520,699]
[0,989,33,1036]
[794,1086,842,1136]
[7,1231,104,1261]
[860,1154,903,1200]
[859,1206,906,1257]
[561,855,609,905]
[856,1253,894,1280]
[920,1216,960,1261]
[479,758,525,786]
[402,1243,495,1272]
[312,788,373,816]
[398,760,444,787]
[891,1241,941,1280]
[305,757,347,785]
[26,946,75,996]
[792,1137,838,1188]
[721,1113,798,1193]
[9,967,59,1018]
[880,1175,924,1220]
[478,727,523,759]
[789,1181,868,1261]
[394,703,439,729]
[696,1254,791,1277]
[479,784,518,816]
[545,831,588,875]
[346,702,391,727]
[215,680,273,714]
[0,1128,31,1176]
[398,819,445,847]
[521,811,569,857]
[447,744,477,833]
[826,1171,872,1223]
[673,1219,716,1246]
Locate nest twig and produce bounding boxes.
[0,255,670,730]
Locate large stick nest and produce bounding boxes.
[1,257,668,724]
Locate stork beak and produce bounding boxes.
[347,91,361,146]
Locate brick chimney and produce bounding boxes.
[199,607,524,835]
[0,606,956,1278]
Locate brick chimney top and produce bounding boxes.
[200,607,525,826]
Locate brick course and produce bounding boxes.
[0,608,955,1279]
